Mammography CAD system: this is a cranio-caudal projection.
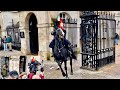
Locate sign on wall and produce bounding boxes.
[20,32,25,38]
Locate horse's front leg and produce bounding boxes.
[58,61,66,77]
[70,57,73,75]
[64,60,69,79]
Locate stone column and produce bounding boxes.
[37,23,48,60]
[77,18,82,67]
[19,26,30,55]
[115,12,120,35]
[49,26,54,61]
[76,18,81,53]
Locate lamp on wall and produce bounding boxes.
[20,32,25,38]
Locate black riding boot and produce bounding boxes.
[68,46,77,60]
[71,49,77,60]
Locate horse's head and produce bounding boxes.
[56,28,65,39]
[51,28,65,40]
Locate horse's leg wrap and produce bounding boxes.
[64,61,68,78]
[57,61,66,77]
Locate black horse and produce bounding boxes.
[49,28,77,79]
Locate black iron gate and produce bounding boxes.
[80,11,116,70]
[6,25,21,51]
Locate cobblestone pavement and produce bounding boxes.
[0,50,23,56]
[97,43,120,79]
[44,42,120,79]
[44,58,119,79]
[0,42,120,79]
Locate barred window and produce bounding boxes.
[58,13,70,24]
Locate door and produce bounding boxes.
[19,56,26,74]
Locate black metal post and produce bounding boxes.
[12,19,15,48]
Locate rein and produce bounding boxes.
[57,45,65,53]
[53,28,66,53]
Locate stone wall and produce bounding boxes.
[114,11,120,35]
[19,11,81,61]
[48,11,81,60]
[0,11,19,37]
[0,11,81,61]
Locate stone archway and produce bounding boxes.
[57,12,72,20]
[25,12,39,55]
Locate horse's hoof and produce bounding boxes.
[66,77,69,79]
[70,72,73,75]
[56,67,60,70]
[62,73,66,77]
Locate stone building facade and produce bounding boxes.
[112,11,120,35]
[0,11,118,75]
[0,11,118,61]
[0,11,19,37]
[18,11,81,60]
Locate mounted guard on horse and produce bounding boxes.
[49,18,77,79]
[49,18,76,60]
[28,57,41,74]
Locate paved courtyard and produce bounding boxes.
[0,42,120,79]
[0,50,23,56]
[44,42,120,79]
[44,58,120,79]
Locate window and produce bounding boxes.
[60,13,62,18]
[59,13,67,20]
[63,14,65,18]
[58,13,70,23]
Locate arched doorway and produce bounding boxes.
[29,13,39,54]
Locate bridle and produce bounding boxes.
[54,29,66,53]
[57,44,65,53]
